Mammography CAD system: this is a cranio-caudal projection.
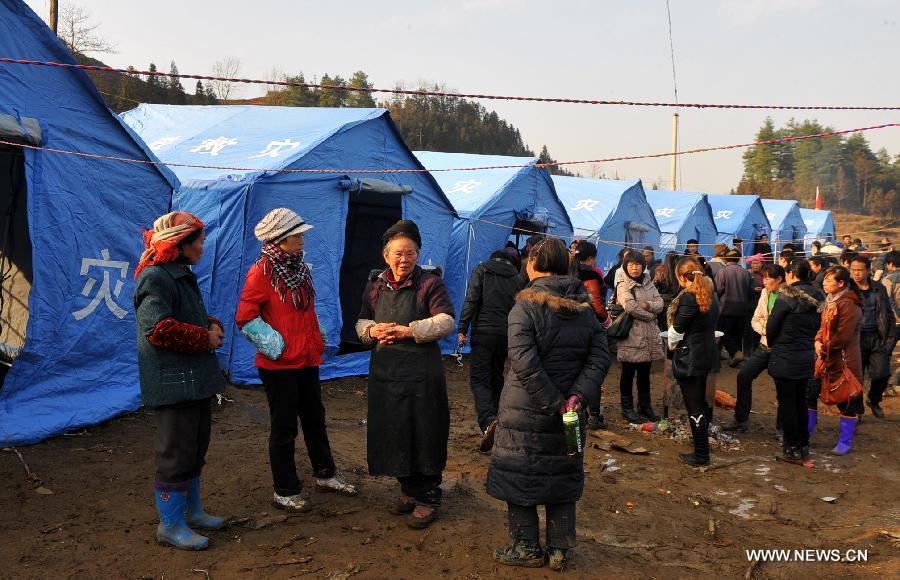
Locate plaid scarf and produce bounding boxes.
[258,242,315,310]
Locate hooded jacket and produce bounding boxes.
[766,281,824,380]
[458,256,525,337]
[615,271,664,363]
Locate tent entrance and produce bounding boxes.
[508,217,545,250]
[338,187,402,354]
[0,144,32,388]
[625,221,650,246]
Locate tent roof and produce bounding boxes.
[551,176,642,234]
[121,104,387,182]
[760,198,802,231]
[413,151,536,215]
[644,189,709,233]
[799,208,835,235]
[706,193,769,235]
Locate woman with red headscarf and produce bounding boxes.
[134,211,226,551]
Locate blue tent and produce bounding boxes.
[413,151,572,315]
[645,189,717,256]
[552,176,661,272]
[0,0,174,445]
[799,208,836,250]
[706,194,771,256]
[761,199,807,252]
[122,104,455,384]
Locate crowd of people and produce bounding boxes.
[132,210,898,570]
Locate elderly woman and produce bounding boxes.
[616,252,665,423]
[237,208,356,514]
[487,238,610,571]
[134,212,225,550]
[355,220,455,529]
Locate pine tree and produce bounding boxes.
[145,62,161,103]
[168,61,186,104]
[346,70,376,108]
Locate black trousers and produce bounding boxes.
[619,361,652,407]
[806,379,865,416]
[260,367,336,496]
[861,331,891,404]
[507,502,577,549]
[398,473,442,507]
[469,333,507,431]
[680,375,708,420]
[717,315,745,357]
[734,346,770,422]
[774,378,809,450]
[742,314,760,356]
[154,398,212,490]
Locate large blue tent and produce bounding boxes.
[706,194,771,256]
[761,199,807,252]
[413,151,572,315]
[552,176,661,272]
[645,189,717,257]
[799,208,836,250]
[0,0,175,445]
[122,104,455,384]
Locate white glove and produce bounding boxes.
[666,326,684,350]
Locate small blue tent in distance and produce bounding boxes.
[707,194,771,256]
[0,0,175,445]
[645,189,717,257]
[761,199,807,252]
[413,151,572,315]
[122,105,455,384]
[799,208,836,250]
[552,176,661,272]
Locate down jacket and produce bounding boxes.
[458,256,525,337]
[486,275,611,506]
[815,289,863,384]
[668,277,721,380]
[615,272,664,363]
[766,281,824,380]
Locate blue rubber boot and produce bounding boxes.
[807,409,818,435]
[831,416,856,455]
[185,477,224,530]
[155,487,209,550]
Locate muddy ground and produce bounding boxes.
[1,359,898,579]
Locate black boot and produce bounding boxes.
[637,392,660,422]
[680,412,710,466]
[621,394,642,424]
[494,540,546,568]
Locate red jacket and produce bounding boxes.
[236,261,324,370]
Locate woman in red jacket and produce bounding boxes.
[237,208,357,512]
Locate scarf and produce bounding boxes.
[134,212,205,279]
[258,242,315,310]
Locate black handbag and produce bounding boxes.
[671,344,693,381]
[606,286,636,339]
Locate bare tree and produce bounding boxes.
[210,57,242,101]
[58,3,117,55]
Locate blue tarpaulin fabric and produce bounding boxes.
[552,176,661,272]
[413,151,573,320]
[645,189,717,257]
[761,199,807,252]
[0,0,174,445]
[799,208,836,250]
[706,194,772,256]
[122,105,455,384]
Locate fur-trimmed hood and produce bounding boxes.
[516,275,591,313]
[780,281,824,312]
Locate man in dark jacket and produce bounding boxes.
[849,256,895,418]
[458,251,526,451]
[809,256,826,291]
[714,249,754,366]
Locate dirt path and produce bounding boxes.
[1,361,897,579]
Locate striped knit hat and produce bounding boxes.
[254,208,313,243]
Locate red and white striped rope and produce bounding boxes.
[2,56,899,111]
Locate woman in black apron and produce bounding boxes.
[356,220,455,529]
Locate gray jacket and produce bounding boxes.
[615,273,664,363]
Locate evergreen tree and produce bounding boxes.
[346,70,376,108]
[145,62,162,103]
[194,80,207,104]
[168,61,186,104]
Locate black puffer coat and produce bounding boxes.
[669,278,721,380]
[485,276,611,506]
[766,281,824,380]
[458,256,525,337]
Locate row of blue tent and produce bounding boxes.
[0,0,837,444]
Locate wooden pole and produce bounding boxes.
[49,0,59,34]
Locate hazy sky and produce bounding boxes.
[24,0,900,194]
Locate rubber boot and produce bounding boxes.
[620,394,641,424]
[807,409,818,435]
[680,412,710,465]
[185,477,224,530]
[155,487,209,550]
[831,415,856,455]
[494,540,546,568]
[637,390,660,422]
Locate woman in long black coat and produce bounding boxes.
[486,238,610,571]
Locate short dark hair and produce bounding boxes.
[885,250,900,268]
[686,239,699,245]
[526,234,544,248]
[787,258,811,282]
[809,256,825,268]
[811,240,822,249]
[529,237,569,275]
[763,263,785,280]
[643,245,655,252]
[490,250,517,266]
[623,251,647,270]
[850,255,871,270]
[840,250,858,264]
[573,240,597,261]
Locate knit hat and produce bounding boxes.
[254,208,313,243]
[381,219,422,249]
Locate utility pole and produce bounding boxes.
[49,0,59,34]
[671,112,679,190]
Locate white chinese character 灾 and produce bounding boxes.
[715,210,733,220]
[190,136,238,156]
[655,207,676,218]
[72,249,129,321]
[448,180,482,194]
[148,136,180,151]
[249,139,301,159]
[570,199,600,212]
